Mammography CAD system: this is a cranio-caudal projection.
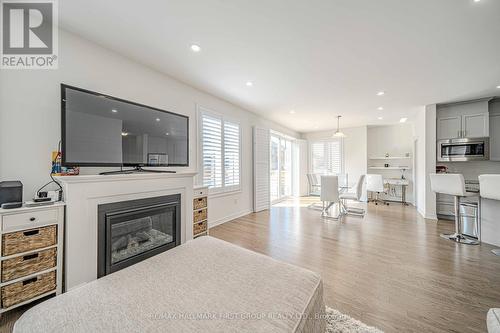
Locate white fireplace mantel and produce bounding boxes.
[55,172,196,291]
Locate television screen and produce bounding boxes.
[61,85,189,167]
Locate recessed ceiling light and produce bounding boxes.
[246,81,253,87]
[474,0,481,2]
[377,107,384,111]
[156,118,160,122]
[496,85,500,89]
[111,109,118,113]
[377,116,383,120]
[165,132,170,136]
[190,44,201,52]
[400,117,408,123]
[121,132,128,136]
[289,110,296,114]
[377,91,385,96]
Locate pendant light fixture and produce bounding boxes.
[333,115,346,137]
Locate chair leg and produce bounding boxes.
[440,196,479,245]
[342,199,365,217]
[321,202,340,220]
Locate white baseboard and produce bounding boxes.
[417,207,437,220]
[208,209,253,228]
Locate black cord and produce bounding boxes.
[36,141,63,200]
[36,181,54,196]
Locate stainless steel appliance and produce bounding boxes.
[460,202,480,239]
[437,137,489,162]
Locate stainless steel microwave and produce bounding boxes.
[437,137,489,162]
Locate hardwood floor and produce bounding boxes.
[210,198,500,333]
[1,198,498,333]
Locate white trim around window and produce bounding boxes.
[197,105,242,194]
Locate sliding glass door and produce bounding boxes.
[270,133,293,203]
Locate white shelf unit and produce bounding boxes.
[368,166,411,170]
[0,203,64,313]
[193,186,208,238]
[367,155,413,204]
[369,156,411,160]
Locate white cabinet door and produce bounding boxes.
[490,114,500,161]
[462,113,489,138]
[437,116,461,139]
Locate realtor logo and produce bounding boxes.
[1,0,58,69]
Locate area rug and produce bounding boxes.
[325,306,383,333]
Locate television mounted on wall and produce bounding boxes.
[61,84,189,170]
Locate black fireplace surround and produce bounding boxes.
[97,194,181,277]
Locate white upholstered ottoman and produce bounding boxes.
[14,236,325,333]
[488,309,500,333]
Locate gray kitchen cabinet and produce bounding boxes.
[490,100,500,161]
[462,113,489,138]
[436,193,455,217]
[437,115,461,140]
[437,100,490,139]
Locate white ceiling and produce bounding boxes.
[59,0,500,133]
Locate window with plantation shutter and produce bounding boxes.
[310,139,343,175]
[199,109,241,192]
[201,113,223,189]
[224,121,240,189]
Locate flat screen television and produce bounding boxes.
[61,84,189,168]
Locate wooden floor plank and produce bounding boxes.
[1,198,498,332]
[210,198,500,333]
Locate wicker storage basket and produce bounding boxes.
[193,197,207,210]
[1,248,57,282]
[1,271,56,308]
[193,209,207,223]
[193,221,207,236]
[2,225,57,256]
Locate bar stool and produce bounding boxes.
[430,174,479,245]
[479,174,500,255]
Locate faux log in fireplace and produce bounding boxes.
[97,195,181,277]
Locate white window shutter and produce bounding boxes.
[224,121,240,189]
[253,126,270,212]
[201,113,223,189]
[311,140,342,175]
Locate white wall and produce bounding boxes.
[367,124,414,204]
[0,29,299,226]
[414,105,437,219]
[303,126,368,199]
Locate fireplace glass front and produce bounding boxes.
[98,195,180,277]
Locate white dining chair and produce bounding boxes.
[430,173,479,245]
[478,174,500,255]
[336,173,349,190]
[307,173,321,196]
[366,174,389,206]
[339,174,366,217]
[307,174,323,210]
[320,175,341,219]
